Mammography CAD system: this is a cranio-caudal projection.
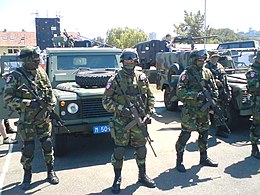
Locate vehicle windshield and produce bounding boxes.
[57,55,118,70]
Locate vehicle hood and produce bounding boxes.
[55,82,105,97]
[227,73,247,84]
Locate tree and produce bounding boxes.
[173,10,205,38]
[105,27,149,49]
[173,10,246,44]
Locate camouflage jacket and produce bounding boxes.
[4,66,56,123]
[102,70,155,120]
[246,63,260,97]
[177,65,218,107]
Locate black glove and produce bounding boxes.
[121,107,132,117]
[29,99,40,108]
[197,92,206,102]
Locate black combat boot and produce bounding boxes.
[4,119,17,134]
[112,168,122,194]
[47,163,59,184]
[138,164,156,188]
[21,168,32,190]
[251,144,260,159]
[176,152,186,172]
[199,151,218,167]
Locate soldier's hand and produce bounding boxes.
[197,92,206,102]
[22,99,31,106]
[121,107,132,117]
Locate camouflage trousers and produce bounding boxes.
[110,119,146,169]
[176,105,210,153]
[250,103,260,144]
[17,121,54,169]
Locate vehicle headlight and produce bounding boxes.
[67,103,79,114]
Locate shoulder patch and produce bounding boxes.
[105,82,112,89]
[246,71,257,78]
[5,75,13,83]
[180,74,186,81]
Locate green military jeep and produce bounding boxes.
[155,50,253,130]
[0,47,122,156]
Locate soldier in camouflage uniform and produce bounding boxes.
[205,50,231,138]
[4,46,59,190]
[175,49,219,172]
[245,50,260,160]
[102,49,156,194]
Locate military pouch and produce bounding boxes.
[109,120,116,139]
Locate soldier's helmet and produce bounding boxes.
[189,49,208,62]
[120,48,139,70]
[209,50,220,58]
[19,46,41,70]
[254,50,260,61]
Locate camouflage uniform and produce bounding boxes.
[245,50,260,159]
[205,50,231,138]
[102,48,156,193]
[175,49,219,172]
[4,46,59,190]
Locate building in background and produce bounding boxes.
[0,30,36,55]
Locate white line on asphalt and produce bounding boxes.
[0,134,15,195]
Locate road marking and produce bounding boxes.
[0,134,15,194]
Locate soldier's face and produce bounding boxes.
[210,56,219,65]
[196,57,205,68]
[123,60,136,70]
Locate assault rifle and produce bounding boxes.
[187,71,231,133]
[173,35,218,50]
[114,76,157,157]
[17,83,71,134]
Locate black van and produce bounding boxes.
[134,40,168,69]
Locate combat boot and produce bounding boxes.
[21,168,32,190]
[112,168,122,194]
[251,144,260,159]
[138,164,156,188]
[4,119,17,134]
[176,152,186,172]
[47,163,59,185]
[199,151,218,167]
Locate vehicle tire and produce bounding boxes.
[164,86,178,111]
[52,131,68,157]
[168,64,180,83]
[75,71,114,87]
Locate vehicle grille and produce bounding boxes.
[81,98,112,118]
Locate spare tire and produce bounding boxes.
[75,71,114,87]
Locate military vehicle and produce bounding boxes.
[155,49,253,130]
[0,47,122,156]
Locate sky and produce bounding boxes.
[0,0,259,39]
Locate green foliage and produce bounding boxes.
[105,27,149,49]
[173,10,248,44]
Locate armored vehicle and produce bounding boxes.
[0,47,122,156]
[156,50,253,130]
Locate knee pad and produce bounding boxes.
[22,141,35,158]
[114,146,126,160]
[40,136,52,153]
[135,146,147,159]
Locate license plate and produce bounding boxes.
[93,125,110,134]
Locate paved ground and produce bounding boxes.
[0,86,259,195]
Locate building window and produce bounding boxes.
[2,36,7,40]
[8,49,13,54]
[10,36,14,40]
